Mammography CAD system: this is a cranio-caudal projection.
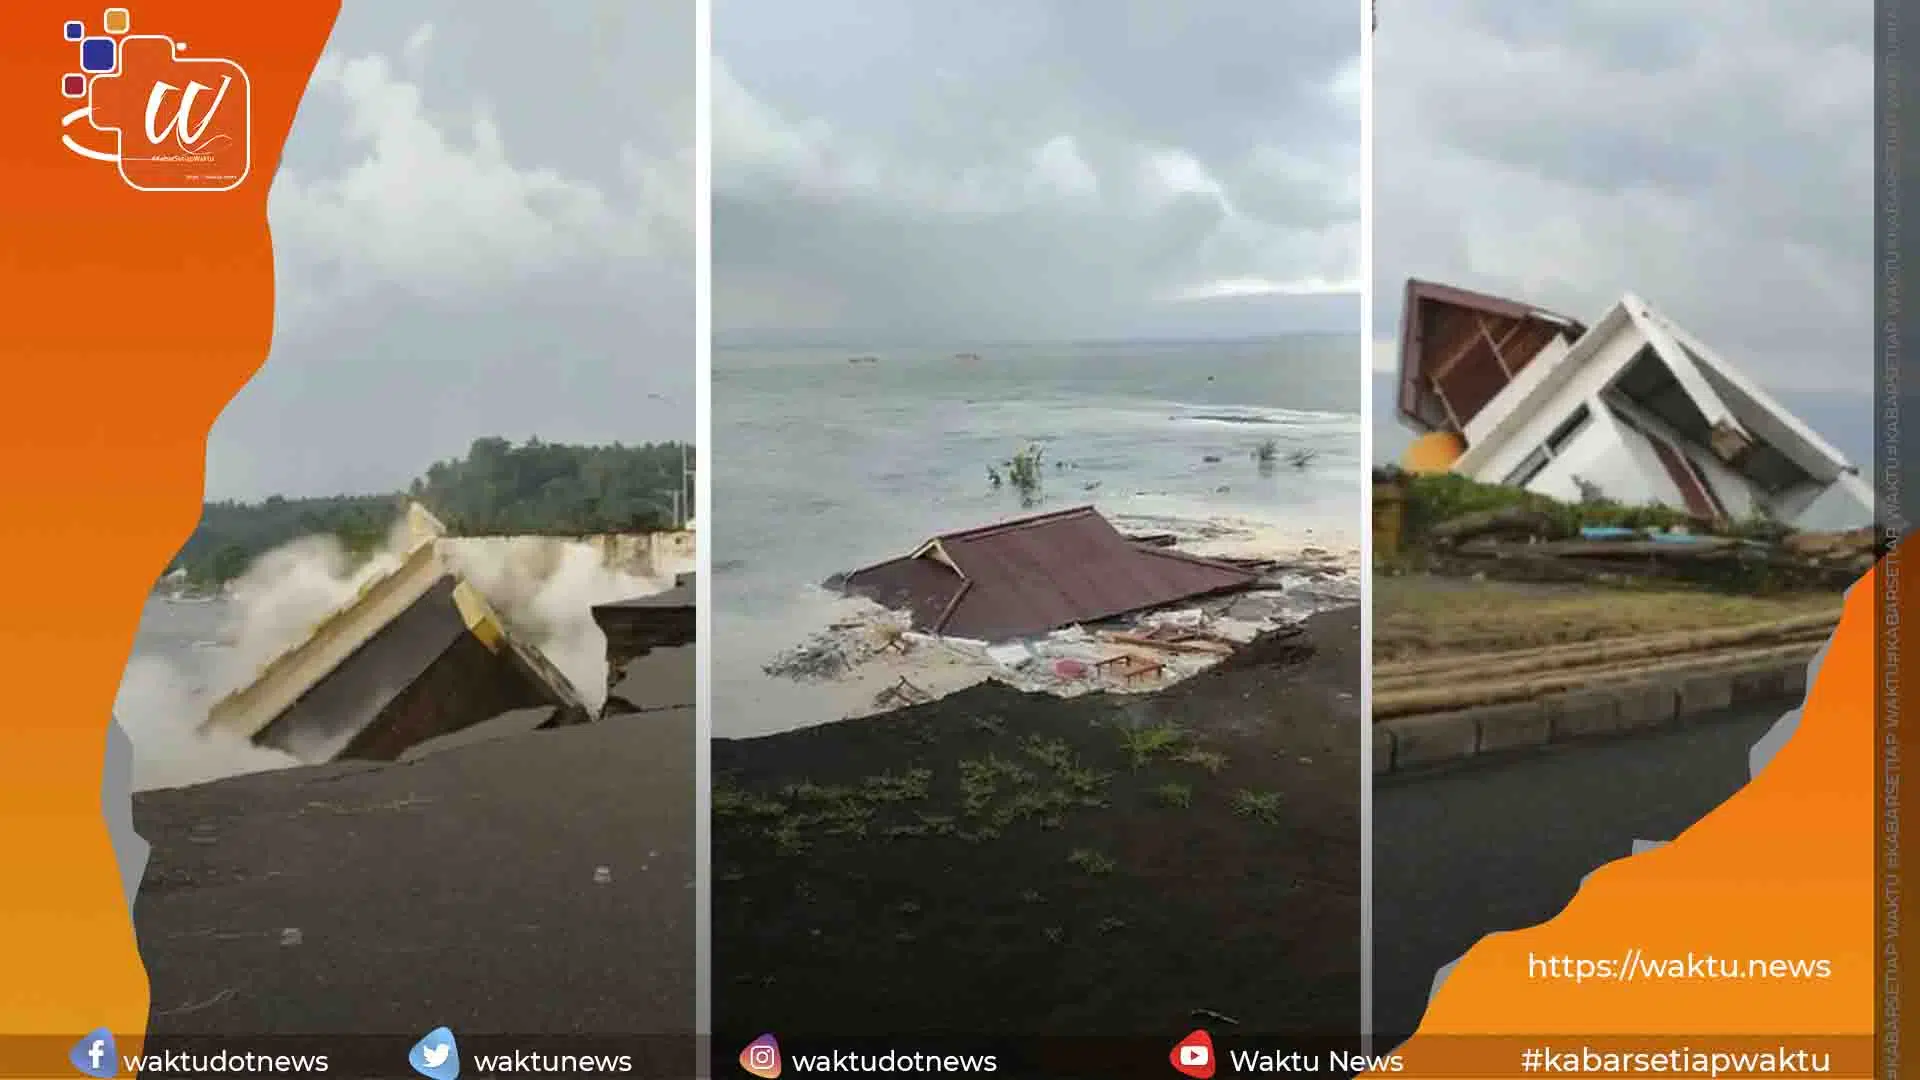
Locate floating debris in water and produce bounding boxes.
[764,638,851,680]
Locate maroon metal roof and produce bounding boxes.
[1398,278,1588,436]
[839,506,1258,641]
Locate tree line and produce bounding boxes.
[169,438,692,585]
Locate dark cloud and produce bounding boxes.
[714,0,1361,340]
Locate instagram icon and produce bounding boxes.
[739,1034,782,1078]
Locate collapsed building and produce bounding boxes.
[787,506,1319,705]
[837,505,1259,642]
[1395,279,1873,531]
[200,505,693,764]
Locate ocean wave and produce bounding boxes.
[1164,404,1354,426]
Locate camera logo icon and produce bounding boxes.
[739,1033,781,1078]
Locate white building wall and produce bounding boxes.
[1791,476,1876,530]
[1525,410,1668,506]
[1461,327,1778,519]
[1610,398,1761,519]
[1465,327,1644,484]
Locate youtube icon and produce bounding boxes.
[1171,1030,1215,1079]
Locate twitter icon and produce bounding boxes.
[408,1027,460,1080]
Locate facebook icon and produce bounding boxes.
[68,1028,117,1078]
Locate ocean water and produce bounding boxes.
[130,596,229,668]
[712,337,1364,736]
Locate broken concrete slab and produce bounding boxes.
[399,707,560,761]
[592,572,696,719]
[607,647,696,716]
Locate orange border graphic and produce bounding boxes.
[1373,536,1908,1076]
[0,0,338,1069]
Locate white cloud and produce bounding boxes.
[269,28,686,313]
[1374,0,1871,395]
[1175,276,1363,301]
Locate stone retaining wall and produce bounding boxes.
[1374,652,1815,775]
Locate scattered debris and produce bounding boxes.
[759,508,1354,720]
[874,676,936,709]
[765,641,849,680]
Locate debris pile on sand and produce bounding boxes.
[764,608,917,681]
[748,507,1360,726]
[765,637,855,680]
[762,579,1312,718]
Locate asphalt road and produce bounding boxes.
[1371,705,1788,1037]
[133,706,695,1040]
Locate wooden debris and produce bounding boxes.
[1094,654,1165,685]
[1097,631,1235,656]
[873,676,934,709]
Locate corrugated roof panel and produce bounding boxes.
[840,507,1256,640]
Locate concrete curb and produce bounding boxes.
[1373,652,1813,776]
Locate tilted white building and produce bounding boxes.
[1396,279,1873,531]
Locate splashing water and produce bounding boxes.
[120,524,690,792]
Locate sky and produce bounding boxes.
[1373,0,1873,464]
[712,0,1363,344]
[206,0,694,500]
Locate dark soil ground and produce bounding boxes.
[712,606,1362,1037]
[132,707,694,1041]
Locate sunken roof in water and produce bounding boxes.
[838,506,1257,641]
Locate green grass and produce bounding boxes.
[1230,790,1284,825]
[1018,735,1075,772]
[1387,470,1796,552]
[1394,472,1699,546]
[1172,747,1229,774]
[1117,722,1186,768]
[860,769,933,803]
[1153,782,1194,809]
[1067,848,1117,875]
